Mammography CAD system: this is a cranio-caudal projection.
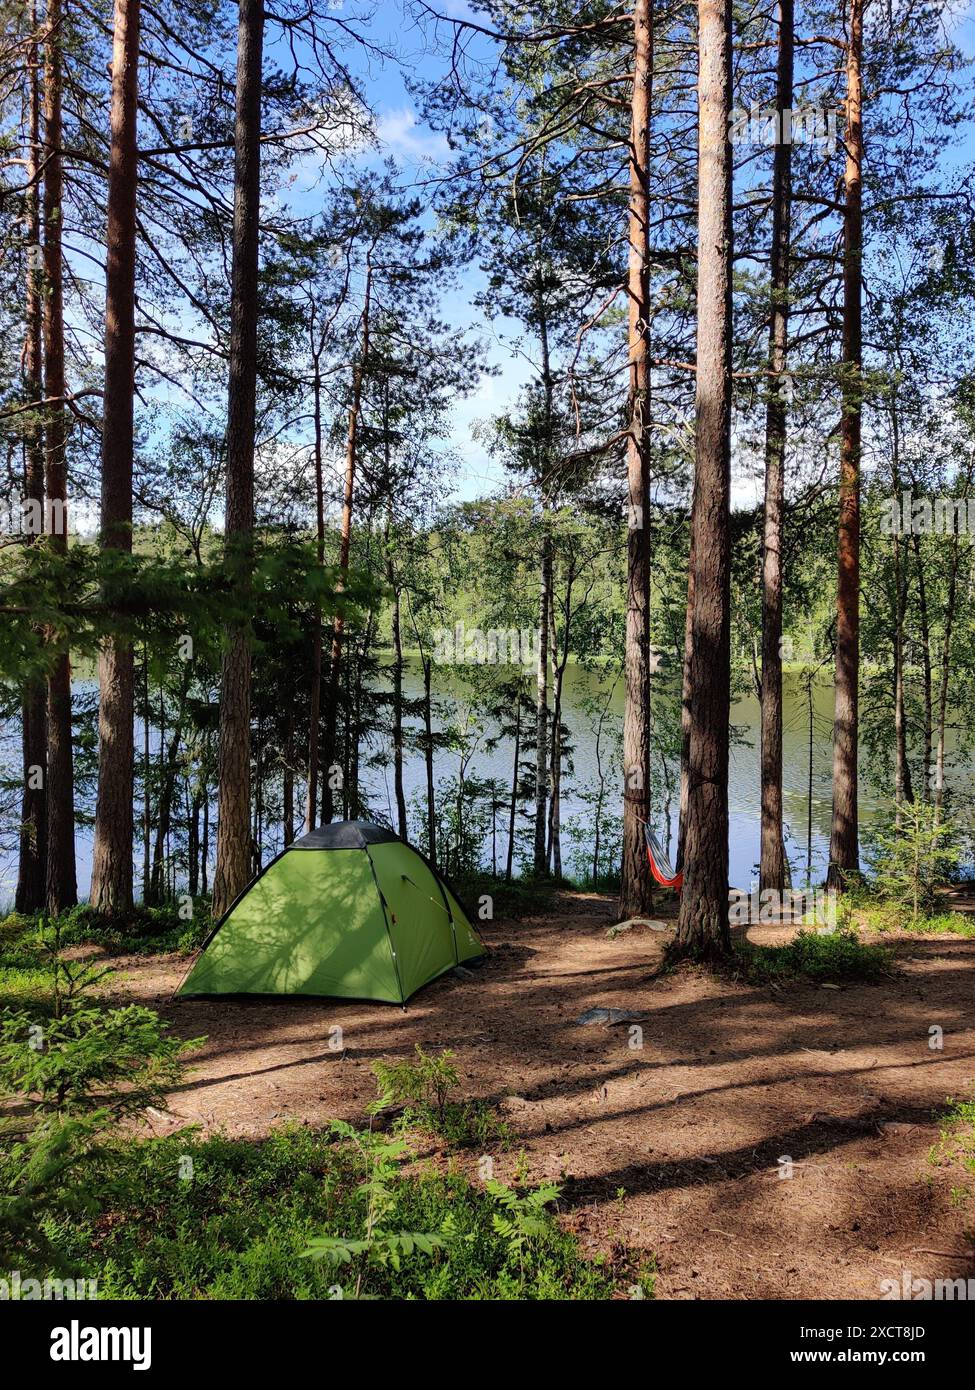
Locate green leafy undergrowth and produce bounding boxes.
[932,1094,975,1181]
[734,927,893,985]
[369,1045,511,1149]
[48,1125,651,1300]
[0,904,210,973]
[847,894,975,937]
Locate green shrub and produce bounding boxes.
[734,927,893,984]
[43,1125,651,1300]
[0,902,211,961]
[453,871,557,920]
[0,1004,200,1121]
[302,1122,451,1297]
[867,802,961,919]
[0,1114,107,1276]
[0,917,203,1274]
[0,914,54,1011]
[53,901,211,954]
[369,1045,510,1149]
[902,911,975,937]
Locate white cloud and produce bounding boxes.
[374,108,451,163]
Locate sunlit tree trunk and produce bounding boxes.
[506,694,521,881]
[619,0,655,919]
[211,0,265,920]
[759,0,793,898]
[532,530,551,873]
[673,0,733,958]
[16,10,47,914]
[827,0,864,889]
[91,0,141,912]
[42,0,77,915]
[321,261,371,825]
[305,338,324,831]
[889,393,913,821]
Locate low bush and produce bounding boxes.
[734,927,893,984]
[0,903,210,962]
[45,1124,652,1300]
[369,1045,511,1150]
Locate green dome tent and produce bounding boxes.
[177,821,485,1004]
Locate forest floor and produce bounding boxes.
[96,892,975,1300]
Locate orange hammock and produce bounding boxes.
[644,824,683,891]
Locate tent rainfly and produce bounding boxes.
[177,821,485,1004]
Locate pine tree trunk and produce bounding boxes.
[91,0,141,913]
[619,0,655,920]
[506,695,521,882]
[391,582,408,836]
[16,15,48,914]
[283,709,295,846]
[673,0,733,958]
[549,572,573,880]
[759,0,793,898]
[253,712,263,871]
[933,534,959,822]
[422,655,437,866]
[546,576,558,872]
[890,396,913,819]
[188,792,200,896]
[677,521,695,870]
[141,649,151,899]
[532,531,550,873]
[321,262,371,825]
[305,360,324,831]
[201,780,209,896]
[42,0,76,915]
[827,0,864,889]
[211,0,264,920]
[149,669,189,902]
[932,459,968,823]
[893,533,912,813]
[912,530,933,802]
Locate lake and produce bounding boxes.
[0,661,951,907]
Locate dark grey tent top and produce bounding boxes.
[290,820,401,850]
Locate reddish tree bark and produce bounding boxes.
[211,0,265,920]
[673,0,733,958]
[618,0,655,919]
[91,0,141,912]
[305,340,324,831]
[42,0,77,915]
[827,0,864,889]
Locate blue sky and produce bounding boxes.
[276,0,975,511]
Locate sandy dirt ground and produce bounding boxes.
[98,893,975,1300]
